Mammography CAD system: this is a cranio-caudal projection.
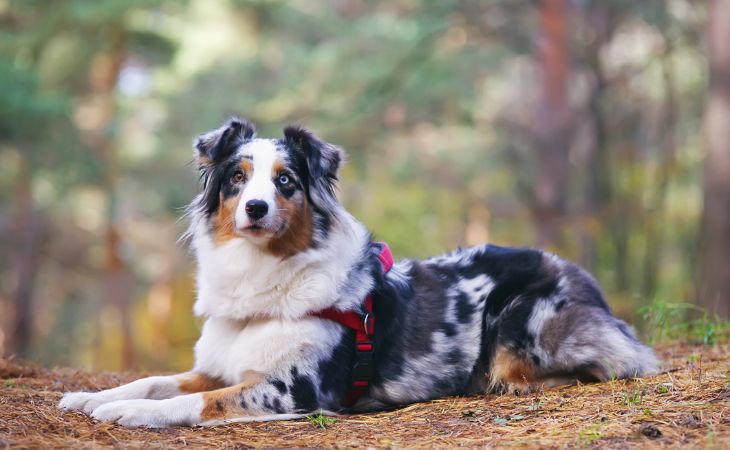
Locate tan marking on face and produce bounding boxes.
[176,372,225,394]
[200,370,265,421]
[240,158,252,174]
[490,346,536,388]
[267,192,314,258]
[271,159,286,178]
[212,191,241,244]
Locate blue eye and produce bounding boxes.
[278,174,290,185]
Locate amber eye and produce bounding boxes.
[231,171,245,184]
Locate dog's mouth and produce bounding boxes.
[242,224,266,235]
[239,220,288,239]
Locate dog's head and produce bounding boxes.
[191,117,343,257]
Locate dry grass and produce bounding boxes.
[1,343,729,449]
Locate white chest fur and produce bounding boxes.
[190,210,370,321]
[193,316,342,385]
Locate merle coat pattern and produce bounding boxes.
[59,118,658,427]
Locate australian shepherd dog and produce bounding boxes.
[59,117,658,427]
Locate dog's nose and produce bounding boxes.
[245,200,269,220]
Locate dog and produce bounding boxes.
[59,117,658,427]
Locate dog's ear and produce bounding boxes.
[283,125,343,180]
[283,125,344,210]
[194,117,256,166]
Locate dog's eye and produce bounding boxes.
[278,174,290,185]
[231,171,245,184]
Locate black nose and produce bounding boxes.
[245,200,268,220]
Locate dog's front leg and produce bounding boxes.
[58,372,223,415]
[90,370,277,428]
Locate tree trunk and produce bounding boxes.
[532,0,572,249]
[6,156,41,358]
[698,0,730,318]
[83,30,136,369]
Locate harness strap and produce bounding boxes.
[311,242,393,408]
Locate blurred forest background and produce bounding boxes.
[1,0,728,372]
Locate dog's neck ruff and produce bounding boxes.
[311,242,394,408]
[191,210,372,321]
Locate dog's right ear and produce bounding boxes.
[194,117,256,166]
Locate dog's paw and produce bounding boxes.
[91,399,193,428]
[59,392,110,415]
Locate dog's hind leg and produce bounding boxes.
[486,296,658,394]
[58,371,224,415]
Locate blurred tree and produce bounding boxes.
[698,0,730,318]
[0,0,177,365]
[531,0,571,250]
[0,0,719,369]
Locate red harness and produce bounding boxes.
[312,242,394,407]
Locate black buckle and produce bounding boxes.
[352,342,374,382]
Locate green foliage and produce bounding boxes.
[306,413,337,429]
[640,302,730,345]
[577,423,603,446]
[619,389,643,407]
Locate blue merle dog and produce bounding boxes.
[59,118,658,427]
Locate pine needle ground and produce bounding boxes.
[1,343,728,449]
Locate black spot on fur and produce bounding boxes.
[531,354,541,366]
[526,333,536,347]
[316,330,355,407]
[215,400,223,412]
[617,321,638,341]
[468,245,559,316]
[271,379,288,394]
[496,296,538,351]
[446,349,463,365]
[290,368,318,412]
[440,322,457,337]
[455,292,475,324]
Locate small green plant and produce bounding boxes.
[2,380,29,389]
[306,413,337,429]
[578,424,603,446]
[493,414,527,426]
[639,301,729,345]
[619,389,643,406]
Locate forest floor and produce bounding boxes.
[1,342,728,449]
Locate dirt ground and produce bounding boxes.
[1,342,728,449]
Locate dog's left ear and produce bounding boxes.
[284,125,344,210]
[283,125,343,181]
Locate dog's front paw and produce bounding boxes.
[59,392,110,415]
[91,399,194,428]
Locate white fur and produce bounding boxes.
[192,316,342,386]
[91,394,205,428]
[59,375,184,414]
[235,139,279,229]
[192,207,370,321]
